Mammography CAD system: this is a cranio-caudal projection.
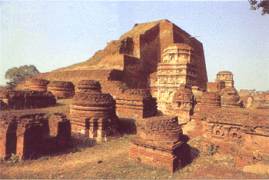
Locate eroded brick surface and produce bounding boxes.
[116,89,157,119]
[47,81,74,99]
[130,116,191,173]
[7,90,56,109]
[0,111,71,160]
[70,80,118,142]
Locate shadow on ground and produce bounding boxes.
[118,118,137,135]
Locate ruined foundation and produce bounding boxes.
[116,89,157,119]
[167,85,194,124]
[129,116,191,173]
[216,71,234,88]
[24,78,49,92]
[220,87,241,107]
[7,90,56,109]
[0,112,71,160]
[47,81,75,99]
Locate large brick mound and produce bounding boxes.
[35,19,207,96]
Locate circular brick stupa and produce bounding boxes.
[75,80,101,93]
[47,81,74,99]
[130,116,190,173]
[70,80,118,142]
[136,116,183,146]
[25,79,49,92]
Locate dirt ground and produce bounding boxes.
[1,99,268,179]
[1,134,268,179]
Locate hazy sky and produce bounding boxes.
[1,1,268,90]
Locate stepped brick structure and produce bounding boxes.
[192,92,221,121]
[169,85,194,124]
[115,89,157,119]
[47,81,75,99]
[7,90,56,110]
[220,87,241,107]
[75,80,101,93]
[129,116,191,173]
[200,92,221,108]
[216,71,234,88]
[207,81,225,93]
[70,80,118,142]
[155,43,202,113]
[36,20,207,100]
[24,78,49,92]
[0,111,71,160]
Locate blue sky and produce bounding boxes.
[0,1,268,90]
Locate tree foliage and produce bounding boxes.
[5,65,40,88]
[249,0,269,15]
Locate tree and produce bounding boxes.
[5,65,40,88]
[249,0,269,15]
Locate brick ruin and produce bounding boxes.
[0,118,17,159]
[129,116,191,173]
[192,91,221,122]
[6,90,56,110]
[198,92,221,110]
[154,43,201,114]
[115,89,157,119]
[1,20,267,173]
[0,81,57,110]
[165,85,194,124]
[216,71,234,88]
[47,81,75,99]
[36,19,207,95]
[0,111,71,160]
[24,78,49,92]
[70,80,118,142]
[220,87,241,107]
[207,81,225,93]
[192,71,269,164]
[239,90,269,109]
[198,108,269,163]
[205,71,242,108]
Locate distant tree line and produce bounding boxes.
[249,0,269,15]
[5,65,40,89]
